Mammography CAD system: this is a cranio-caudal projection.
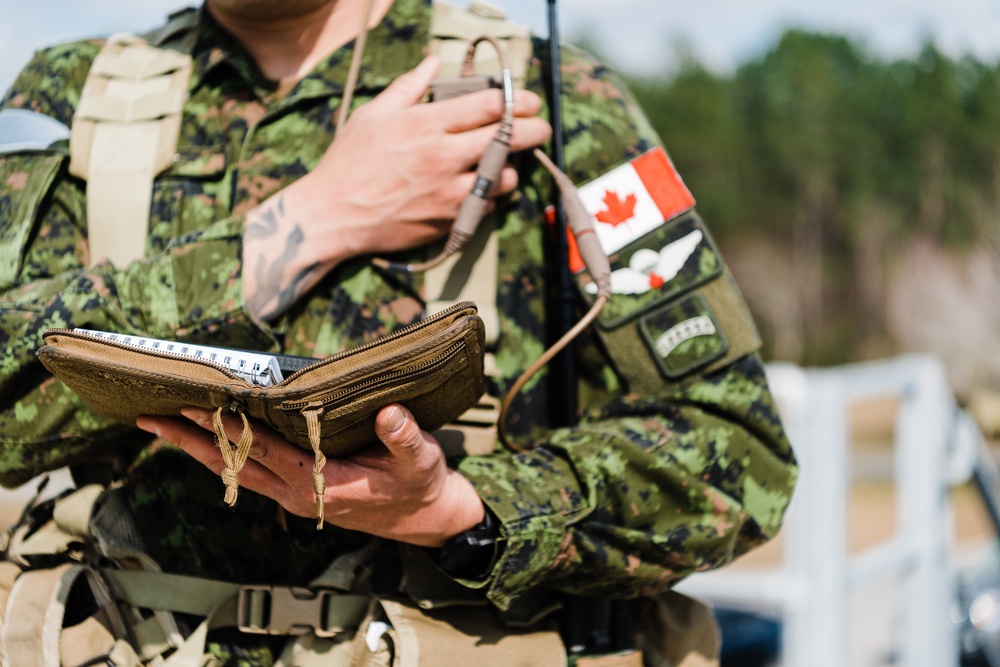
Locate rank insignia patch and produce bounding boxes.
[639,293,729,379]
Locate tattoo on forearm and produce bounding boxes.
[245,194,283,241]
[245,195,327,322]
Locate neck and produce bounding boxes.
[207,0,395,82]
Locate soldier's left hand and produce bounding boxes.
[136,404,485,547]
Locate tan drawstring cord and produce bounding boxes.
[212,404,328,528]
[304,406,328,529]
[336,0,376,129]
[213,406,254,506]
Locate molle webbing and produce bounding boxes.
[69,15,195,268]
[429,1,532,85]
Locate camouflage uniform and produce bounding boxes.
[0,0,797,663]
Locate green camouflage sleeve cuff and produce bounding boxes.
[457,440,590,609]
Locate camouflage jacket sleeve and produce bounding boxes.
[0,46,273,487]
[456,46,798,610]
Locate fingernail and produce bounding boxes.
[385,405,406,434]
[136,418,160,437]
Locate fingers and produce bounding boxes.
[136,413,287,495]
[366,55,441,111]
[179,407,314,485]
[452,118,551,170]
[436,87,544,133]
[375,404,420,454]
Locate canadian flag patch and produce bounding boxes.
[577,148,695,257]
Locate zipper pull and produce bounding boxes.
[302,402,327,529]
[214,403,254,506]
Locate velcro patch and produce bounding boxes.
[577,214,722,329]
[575,147,695,258]
[639,293,729,379]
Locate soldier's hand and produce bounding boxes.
[136,404,486,547]
[242,54,551,322]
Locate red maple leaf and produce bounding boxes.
[595,190,637,227]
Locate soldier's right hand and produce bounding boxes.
[242,55,552,322]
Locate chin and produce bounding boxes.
[206,0,337,22]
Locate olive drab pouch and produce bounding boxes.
[570,148,760,393]
[36,302,486,523]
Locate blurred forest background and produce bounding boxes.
[609,31,1000,399]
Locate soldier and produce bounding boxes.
[0,0,797,665]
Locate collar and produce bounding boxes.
[188,0,432,104]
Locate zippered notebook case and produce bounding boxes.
[37,302,486,459]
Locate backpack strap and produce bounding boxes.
[425,0,532,343]
[426,2,533,454]
[69,10,198,268]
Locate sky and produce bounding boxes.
[3,0,1000,94]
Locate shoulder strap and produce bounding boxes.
[425,2,533,453]
[425,0,532,347]
[69,10,198,268]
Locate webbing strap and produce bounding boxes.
[106,569,369,635]
[425,3,532,448]
[424,214,500,347]
[69,33,192,268]
[430,0,532,85]
[425,1,531,350]
[434,392,501,457]
[106,568,240,618]
[5,484,105,563]
[95,569,371,666]
[1,564,87,667]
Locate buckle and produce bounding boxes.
[237,585,338,637]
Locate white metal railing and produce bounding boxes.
[676,354,983,667]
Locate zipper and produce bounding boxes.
[44,328,248,383]
[44,300,476,389]
[281,341,465,412]
[276,300,476,386]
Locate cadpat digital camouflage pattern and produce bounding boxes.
[0,0,797,662]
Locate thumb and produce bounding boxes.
[367,55,441,110]
[375,404,429,460]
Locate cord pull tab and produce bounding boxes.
[302,403,328,530]
[214,404,254,506]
